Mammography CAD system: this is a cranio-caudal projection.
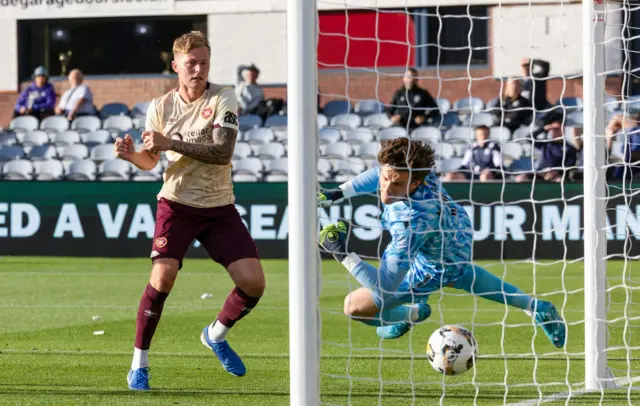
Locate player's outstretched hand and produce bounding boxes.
[114,133,135,161]
[318,189,345,208]
[318,221,348,262]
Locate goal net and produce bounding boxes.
[310,0,640,404]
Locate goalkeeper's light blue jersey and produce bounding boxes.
[341,167,474,288]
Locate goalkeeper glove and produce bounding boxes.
[318,189,345,208]
[318,221,348,262]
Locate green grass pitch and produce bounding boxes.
[0,256,638,405]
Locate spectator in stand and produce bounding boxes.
[55,69,95,121]
[520,57,550,112]
[13,66,56,121]
[494,77,533,132]
[515,121,577,183]
[444,126,502,182]
[235,64,264,115]
[386,68,439,130]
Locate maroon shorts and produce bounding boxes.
[151,198,259,269]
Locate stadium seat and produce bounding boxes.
[330,113,362,130]
[233,173,260,182]
[566,111,584,127]
[317,159,332,182]
[264,115,288,129]
[2,159,33,180]
[345,128,374,145]
[9,115,39,132]
[66,159,97,181]
[363,113,392,129]
[436,98,451,114]
[59,144,89,161]
[323,142,351,160]
[132,164,162,182]
[0,132,17,146]
[378,127,407,141]
[257,143,286,160]
[512,126,535,141]
[82,130,111,147]
[265,173,288,182]
[245,128,275,145]
[358,142,380,160]
[319,128,341,145]
[501,142,524,161]
[90,144,116,163]
[40,115,69,133]
[28,145,58,161]
[410,127,441,144]
[468,112,495,127]
[508,157,534,173]
[453,97,484,114]
[21,130,50,147]
[354,99,385,116]
[0,145,26,161]
[33,159,64,180]
[132,101,151,117]
[431,112,461,129]
[100,103,130,119]
[333,174,352,183]
[132,115,146,130]
[556,97,583,111]
[439,157,464,174]
[103,115,133,132]
[334,158,365,176]
[234,158,263,177]
[71,115,101,133]
[317,114,329,129]
[489,126,511,142]
[99,159,132,181]
[266,158,288,175]
[610,140,625,162]
[238,114,263,131]
[52,130,81,146]
[322,100,352,118]
[432,142,455,160]
[233,142,252,159]
[444,127,475,143]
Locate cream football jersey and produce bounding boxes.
[145,83,240,208]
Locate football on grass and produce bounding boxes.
[426,325,478,375]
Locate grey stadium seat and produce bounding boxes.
[0,145,26,161]
[334,158,366,176]
[318,158,332,181]
[103,115,133,132]
[67,159,97,181]
[453,97,484,114]
[22,130,50,147]
[354,99,385,116]
[71,115,101,133]
[82,130,111,147]
[233,173,260,182]
[363,113,392,130]
[132,115,146,130]
[358,142,380,160]
[233,142,252,159]
[436,98,451,114]
[238,114,262,131]
[444,127,475,143]
[0,132,17,146]
[317,114,329,129]
[40,115,69,133]
[378,127,407,141]
[234,158,263,177]
[330,113,362,130]
[512,126,535,142]
[468,112,495,127]
[319,128,341,145]
[345,128,374,145]
[132,164,163,182]
[33,159,64,180]
[502,142,524,160]
[438,157,463,174]
[264,115,288,129]
[100,102,129,119]
[2,159,33,180]
[265,173,288,182]
[257,143,285,160]
[132,101,151,117]
[28,145,58,161]
[99,159,132,181]
[52,130,81,146]
[566,111,584,127]
[266,158,288,175]
[245,128,275,145]
[489,126,511,142]
[410,127,441,144]
[9,115,39,132]
[90,144,116,163]
[323,142,351,160]
[432,142,455,160]
[59,144,89,161]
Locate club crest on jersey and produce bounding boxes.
[155,237,167,248]
[201,107,213,119]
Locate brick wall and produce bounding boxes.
[0,71,624,128]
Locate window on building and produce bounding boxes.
[18,16,207,80]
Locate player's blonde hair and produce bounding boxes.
[173,31,210,55]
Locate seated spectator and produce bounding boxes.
[444,125,502,182]
[520,58,550,112]
[515,121,577,183]
[494,77,532,132]
[386,68,438,130]
[55,69,95,121]
[13,66,56,121]
[235,64,264,115]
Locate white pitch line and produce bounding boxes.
[507,375,640,405]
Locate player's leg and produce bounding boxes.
[128,198,202,390]
[198,204,265,377]
[343,286,430,328]
[452,264,566,348]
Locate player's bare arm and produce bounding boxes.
[114,134,160,170]
[142,128,237,165]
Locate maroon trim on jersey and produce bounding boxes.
[212,123,221,129]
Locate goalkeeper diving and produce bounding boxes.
[318,138,566,347]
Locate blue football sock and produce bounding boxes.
[453,265,533,311]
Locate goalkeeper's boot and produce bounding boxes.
[318,221,348,262]
[200,326,246,377]
[127,367,150,391]
[376,304,432,340]
[532,300,566,348]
